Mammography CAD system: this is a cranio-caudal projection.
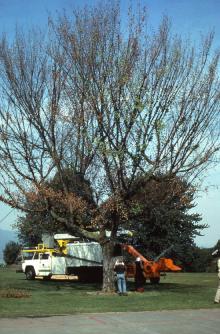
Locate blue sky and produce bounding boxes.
[0,0,219,247]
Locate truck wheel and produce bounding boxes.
[150,277,160,284]
[25,267,36,280]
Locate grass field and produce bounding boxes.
[0,268,219,317]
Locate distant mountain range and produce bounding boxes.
[0,228,18,263]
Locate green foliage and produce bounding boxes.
[168,239,220,273]
[3,241,20,265]
[16,213,57,246]
[154,119,165,132]
[124,174,206,259]
[51,169,96,208]
[170,244,214,272]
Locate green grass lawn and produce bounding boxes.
[0,267,219,317]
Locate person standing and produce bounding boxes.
[213,249,220,304]
[114,258,127,296]
[135,257,146,292]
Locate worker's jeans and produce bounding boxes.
[116,273,127,293]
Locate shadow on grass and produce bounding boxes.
[17,279,203,296]
[15,276,102,292]
[127,281,203,295]
[13,271,207,295]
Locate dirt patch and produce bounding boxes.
[0,288,31,298]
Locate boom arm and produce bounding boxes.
[122,244,181,278]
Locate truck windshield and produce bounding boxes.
[22,252,35,260]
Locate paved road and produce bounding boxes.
[0,309,220,334]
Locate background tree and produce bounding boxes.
[123,175,206,259]
[170,244,214,272]
[16,168,96,245]
[0,2,220,291]
[3,241,20,265]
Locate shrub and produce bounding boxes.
[3,241,21,265]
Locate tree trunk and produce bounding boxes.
[101,240,116,292]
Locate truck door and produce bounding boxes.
[38,253,52,277]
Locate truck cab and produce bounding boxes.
[21,247,53,280]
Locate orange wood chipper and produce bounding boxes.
[122,244,181,284]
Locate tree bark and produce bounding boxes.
[101,240,116,292]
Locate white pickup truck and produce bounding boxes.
[21,237,103,282]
